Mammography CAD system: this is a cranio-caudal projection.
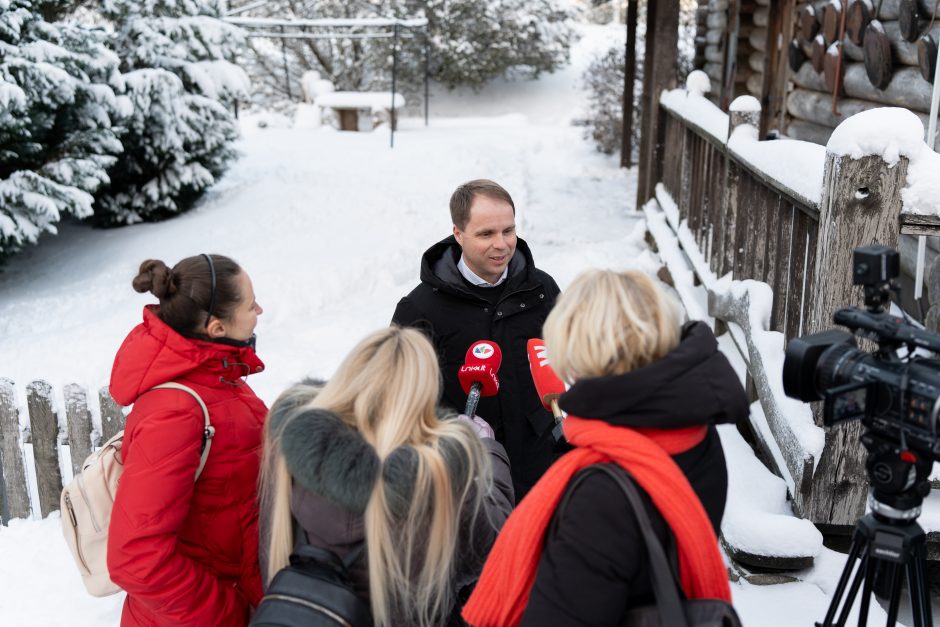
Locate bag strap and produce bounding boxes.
[148,382,215,480]
[552,464,690,627]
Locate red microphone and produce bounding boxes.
[527,339,568,447]
[458,341,502,417]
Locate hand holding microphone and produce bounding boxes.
[458,340,502,418]
[526,339,569,450]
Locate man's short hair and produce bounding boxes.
[450,179,515,230]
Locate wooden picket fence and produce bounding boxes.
[0,378,126,525]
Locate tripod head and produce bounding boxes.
[862,430,933,522]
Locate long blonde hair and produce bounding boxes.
[260,326,491,626]
[543,269,682,383]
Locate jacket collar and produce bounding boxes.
[558,322,748,429]
[419,235,537,299]
[109,306,265,405]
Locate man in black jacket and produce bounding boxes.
[392,179,561,499]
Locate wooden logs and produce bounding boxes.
[824,41,845,92]
[749,27,768,52]
[749,50,766,72]
[706,44,724,63]
[812,34,828,71]
[63,384,93,477]
[847,0,874,44]
[98,386,124,443]
[0,379,30,523]
[754,7,769,27]
[27,381,62,519]
[707,11,727,30]
[863,20,895,88]
[899,0,925,42]
[843,22,939,66]
[865,0,940,19]
[787,118,836,144]
[793,61,935,110]
[786,87,933,128]
[747,72,763,95]
[790,38,807,71]
[919,33,938,81]
[800,4,821,40]
[823,0,844,44]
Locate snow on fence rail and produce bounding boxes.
[650,71,940,534]
[0,379,125,525]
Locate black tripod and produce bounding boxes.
[819,434,934,627]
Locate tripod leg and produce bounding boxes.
[909,544,932,627]
[838,554,870,627]
[858,555,877,627]
[884,557,904,627]
[823,534,868,627]
[906,558,925,627]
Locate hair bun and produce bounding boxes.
[132,259,176,299]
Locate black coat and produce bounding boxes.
[392,236,561,497]
[520,322,748,627]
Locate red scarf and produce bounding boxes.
[462,417,731,627]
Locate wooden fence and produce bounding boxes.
[649,76,940,533]
[0,379,125,524]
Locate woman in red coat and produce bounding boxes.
[107,254,267,627]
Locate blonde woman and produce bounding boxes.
[463,270,746,627]
[259,327,514,627]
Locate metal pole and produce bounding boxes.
[280,25,292,100]
[391,22,399,148]
[424,24,430,126]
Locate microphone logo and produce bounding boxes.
[532,344,549,367]
[472,343,496,359]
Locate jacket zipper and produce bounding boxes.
[76,472,102,533]
[260,594,352,626]
[63,493,92,575]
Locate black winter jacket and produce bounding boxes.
[392,236,561,497]
[259,403,515,625]
[520,322,748,627]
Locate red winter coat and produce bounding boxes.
[107,306,268,627]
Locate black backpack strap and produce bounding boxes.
[552,464,690,627]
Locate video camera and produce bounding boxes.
[783,245,940,513]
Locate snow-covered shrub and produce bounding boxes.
[237,0,575,104]
[581,0,697,159]
[0,0,124,260]
[93,0,248,224]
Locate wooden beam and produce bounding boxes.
[621,0,639,168]
[761,0,798,135]
[636,0,680,204]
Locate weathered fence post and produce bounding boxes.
[0,379,30,523]
[802,109,914,530]
[724,97,762,280]
[64,384,94,476]
[98,387,124,443]
[27,381,63,518]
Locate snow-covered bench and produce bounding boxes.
[315,92,406,132]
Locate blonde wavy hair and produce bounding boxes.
[543,269,682,383]
[259,326,491,627]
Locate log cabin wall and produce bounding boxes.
[786,0,938,145]
[695,0,771,107]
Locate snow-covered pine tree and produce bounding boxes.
[94,0,249,224]
[0,0,123,260]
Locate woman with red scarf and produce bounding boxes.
[107,254,267,626]
[463,269,746,626]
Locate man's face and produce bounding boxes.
[453,194,517,284]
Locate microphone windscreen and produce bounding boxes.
[465,340,503,370]
[459,340,502,397]
[527,339,565,409]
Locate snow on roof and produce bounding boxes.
[315,91,406,109]
[827,108,940,216]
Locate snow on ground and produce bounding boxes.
[1,20,935,627]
